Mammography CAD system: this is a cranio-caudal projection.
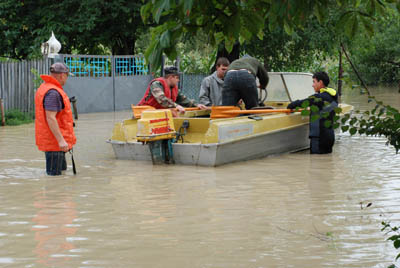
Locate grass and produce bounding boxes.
[1,109,34,126]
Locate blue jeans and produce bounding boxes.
[222,70,258,109]
[45,151,67,176]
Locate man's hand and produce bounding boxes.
[58,139,69,152]
[196,104,209,110]
[175,105,186,114]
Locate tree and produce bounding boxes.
[141,0,398,71]
[0,0,145,59]
[347,8,400,85]
[243,19,336,72]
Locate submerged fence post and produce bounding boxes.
[338,46,343,103]
[0,98,5,126]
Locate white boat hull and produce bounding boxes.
[108,124,309,166]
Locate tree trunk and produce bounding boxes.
[211,42,240,73]
[112,36,136,55]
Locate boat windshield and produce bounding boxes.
[264,72,314,102]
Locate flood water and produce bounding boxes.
[0,87,399,267]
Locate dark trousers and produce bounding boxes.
[222,70,258,109]
[310,128,335,154]
[45,151,67,176]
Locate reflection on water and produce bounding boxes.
[0,86,399,267]
[32,190,78,267]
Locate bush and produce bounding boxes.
[0,109,34,126]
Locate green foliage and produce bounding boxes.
[175,31,217,74]
[141,0,396,71]
[338,96,400,152]
[382,221,400,267]
[0,0,145,59]
[0,109,33,126]
[347,9,400,85]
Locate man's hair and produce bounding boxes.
[216,57,230,67]
[164,66,180,78]
[312,71,330,87]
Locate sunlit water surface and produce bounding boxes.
[0,87,399,267]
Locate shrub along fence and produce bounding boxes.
[0,55,206,115]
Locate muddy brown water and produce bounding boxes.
[0,87,399,267]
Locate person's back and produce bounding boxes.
[222,56,269,109]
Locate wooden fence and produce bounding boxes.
[0,58,51,114]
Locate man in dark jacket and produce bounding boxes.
[221,56,269,109]
[287,71,338,154]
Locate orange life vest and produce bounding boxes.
[137,77,178,109]
[35,75,76,152]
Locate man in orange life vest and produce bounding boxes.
[35,62,76,176]
[138,66,208,113]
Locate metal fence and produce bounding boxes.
[63,54,149,77]
[0,55,205,114]
[180,74,206,101]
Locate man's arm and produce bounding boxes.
[176,92,208,110]
[257,63,269,89]
[150,81,176,108]
[176,91,197,107]
[45,110,69,152]
[199,77,211,106]
[287,93,327,109]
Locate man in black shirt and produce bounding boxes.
[222,56,269,109]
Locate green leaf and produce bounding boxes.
[314,3,323,23]
[301,110,310,116]
[159,30,170,48]
[154,0,169,24]
[311,114,320,122]
[310,105,319,113]
[349,127,357,135]
[324,120,332,128]
[345,13,358,38]
[183,0,194,16]
[389,235,400,241]
[283,20,293,35]
[301,100,310,108]
[334,107,342,114]
[321,112,330,118]
[361,16,374,36]
[394,240,400,249]
[341,125,349,132]
[224,36,234,53]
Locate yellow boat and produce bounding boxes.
[107,72,353,166]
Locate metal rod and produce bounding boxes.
[280,74,292,102]
[338,46,343,103]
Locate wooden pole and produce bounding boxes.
[0,98,5,126]
[72,100,78,120]
[338,46,343,103]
